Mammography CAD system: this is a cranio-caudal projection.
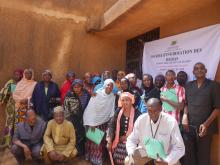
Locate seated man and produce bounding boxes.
[11,109,46,164]
[41,106,77,164]
[125,98,185,165]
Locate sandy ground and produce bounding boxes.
[0,148,93,165]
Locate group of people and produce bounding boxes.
[0,62,219,165]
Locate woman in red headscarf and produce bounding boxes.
[106,92,141,165]
[60,71,75,103]
[0,69,23,146]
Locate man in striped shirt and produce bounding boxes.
[160,70,185,123]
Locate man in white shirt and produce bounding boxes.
[126,98,185,165]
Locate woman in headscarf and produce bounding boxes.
[141,74,160,102]
[64,79,90,156]
[116,78,147,113]
[13,68,37,123]
[125,73,143,96]
[83,79,116,165]
[115,71,126,90]
[93,71,118,94]
[0,69,23,146]
[107,92,141,165]
[154,74,166,89]
[60,71,75,103]
[32,70,61,122]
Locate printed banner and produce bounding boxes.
[142,24,220,80]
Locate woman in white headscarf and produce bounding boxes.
[83,79,115,165]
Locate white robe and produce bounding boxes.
[83,89,115,127]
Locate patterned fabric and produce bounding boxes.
[160,84,185,123]
[85,123,108,165]
[0,79,16,146]
[112,142,127,165]
[0,79,14,104]
[64,90,90,155]
[16,106,27,123]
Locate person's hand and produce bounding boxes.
[49,97,56,103]
[23,145,32,160]
[0,102,4,108]
[106,141,112,152]
[199,124,207,137]
[160,95,168,102]
[182,113,189,132]
[155,160,168,165]
[48,150,59,160]
[90,126,96,132]
[57,153,66,161]
[124,154,134,165]
[119,135,127,142]
[91,92,97,97]
[20,99,28,105]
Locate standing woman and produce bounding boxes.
[116,78,146,113]
[142,74,160,102]
[13,68,37,124]
[60,71,75,104]
[32,70,61,122]
[83,79,116,165]
[0,69,23,146]
[107,92,141,165]
[64,79,90,156]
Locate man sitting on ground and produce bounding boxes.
[11,109,46,164]
[41,106,77,164]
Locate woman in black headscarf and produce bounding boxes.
[141,74,160,102]
[63,79,90,156]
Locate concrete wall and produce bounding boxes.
[0,0,124,87]
[160,1,220,164]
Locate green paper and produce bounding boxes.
[161,89,178,112]
[10,84,16,92]
[144,137,166,160]
[86,127,105,145]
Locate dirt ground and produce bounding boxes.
[0,148,92,165]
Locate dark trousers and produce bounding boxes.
[11,143,41,164]
[180,127,212,165]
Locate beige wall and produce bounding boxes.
[0,0,124,87]
[160,1,220,164]
[0,0,220,163]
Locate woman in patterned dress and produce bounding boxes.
[107,92,141,165]
[0,69,23,146]
[64,79,90,156]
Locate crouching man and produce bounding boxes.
[41,106,77,164]
[11,109,46,164]
[125,98,185,165]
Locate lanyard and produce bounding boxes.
[150,115,162,139]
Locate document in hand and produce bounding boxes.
[86,127,105,145]
[144,137,166,160]
[160,89,178,112]
[11,84,16,92]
